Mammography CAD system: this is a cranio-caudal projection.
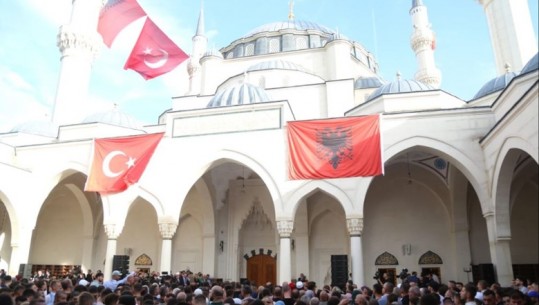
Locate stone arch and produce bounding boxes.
[24,163,89,230]
[135,185,166,219]
[64,184,94,237]
[288,181,354,220]
[492,137,539,239]
[0,190,19,246]
[177,150,281,218]
[377,137,490,215]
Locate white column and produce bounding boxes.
[484,212,513,285]
[158,222,178,274]
[81,234,95,273]
[277,220,294,284]
[103,224,121,281]
[52,0,102,126]
[8,226,34,277]
[347,218,364,286]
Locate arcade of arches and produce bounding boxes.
[0,147,536,285]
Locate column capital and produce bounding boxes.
[276,220,294,238]
[159,222,178,240]
[57,24,101,59]
[347,218,364,236]
[104,224,121,240]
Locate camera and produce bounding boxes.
[398,268,409,280]
[373,271,380,280]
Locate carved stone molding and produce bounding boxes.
[346,218,364,236]
[276,220,294,238]
[104,224,120,240]
[134,253,153,266]
[57,25,101,58]
[418,250,443,265]
[158,222,178,239]
[375,251,399,265]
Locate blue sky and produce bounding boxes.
[0,0,537,132]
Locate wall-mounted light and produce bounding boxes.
[402,244,411,256]
[219,240,224,252]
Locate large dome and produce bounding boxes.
[473,71,517,100]
[366,78,435,101]
[243,20,336,38]
[83,107,142,129]
[207,83,270,108]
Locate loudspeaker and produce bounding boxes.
[331,255,348,288]
[18,264,33,279]
[472,263,495,284]
[112,255,130,275]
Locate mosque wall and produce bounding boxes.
[174,215,203,273]
[363,172,455,283]
[29,191,84,265]
[173,185,213,274]
[117,200,160,273]
[510,180,539,263]
[266,84,327,119]
[307,192,348,286]
[92,225,107,272]
[467,191,491,264]
[0,205,11,271]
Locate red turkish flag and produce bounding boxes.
[287,115,383,179]
[85,133,164,194]
[98,0,147,48]
[124,18,189,80]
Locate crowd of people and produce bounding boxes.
[0,269,537,305]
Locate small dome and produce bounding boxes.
[354,76,386,89]
[521,53,538,75]
[10,120,58,137]
[366,78,435,101]
[473,71,517,99]
[83,107,142,129]
[207,83,270,108]
[246,60,311,74]
[204,48,224,59]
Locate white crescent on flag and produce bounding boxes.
[102,150,127,178]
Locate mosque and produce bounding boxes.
[0,0,537,287]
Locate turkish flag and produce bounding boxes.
[287,115,383,179]
[98,0,147,48]
[85,133,164,194]
[124,18,189,80]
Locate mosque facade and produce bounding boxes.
[0,0,537,287]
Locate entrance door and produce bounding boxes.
[421,267,441,283]
[247,254,276,286]
[377,268,397,284]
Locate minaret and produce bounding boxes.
[479,0,538,75]
[52,0,102,126]
[409,0,441,88]
[187,3,208,95]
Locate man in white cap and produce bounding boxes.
[104,270,135,291]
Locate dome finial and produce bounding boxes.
[504,62,511,72]
[288,0,295,21]
[396,71,402,80]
